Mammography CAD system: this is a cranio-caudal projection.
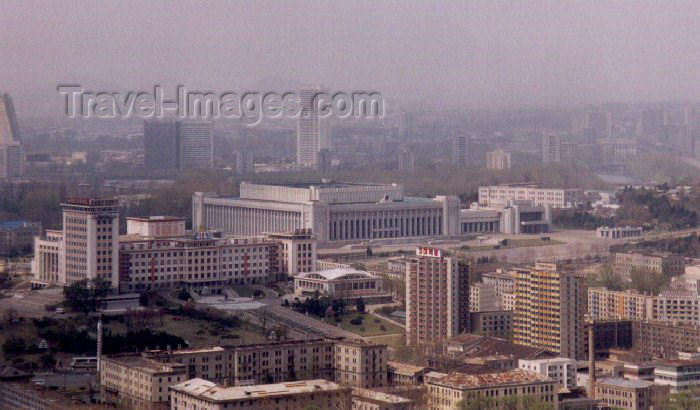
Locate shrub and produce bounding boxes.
[360,327,366,332]
[350,317,363,325]
[374,318,381,323]
[380,325,387,331]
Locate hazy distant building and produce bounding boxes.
[478,184,585,208]
[598,138,637,164]
[144,120,179,171]
[0,94,20,145]
[234,150,254,175]
[586,111,612,140]
[317,148,332,173]
[398,111,414,139]
[641,109,666,141]
[542,134,560,163]
[0,142,23,178]
[486,149,511,170]
[179,121,213,169]
[297,85,331,168]
[452,135,469,166]
[398,150,415,172]
[0,94,23,179]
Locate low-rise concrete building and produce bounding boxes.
[387,361,429,387]
[460,199,552,235]
[518,357,576,390]
[469,282,498,312]
[594,378,669,410]
[596,226,642,239]
[654,359,700,393]
[352,388,415,410]
[0,220,41,256]
[613,252,685,281]
[425,369,557,410]
[294,268,390,304]
[170,378,352,410]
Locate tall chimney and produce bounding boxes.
[588,323,595,399]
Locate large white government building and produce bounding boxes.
[193,181,462,243]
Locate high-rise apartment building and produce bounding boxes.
[234,150,254,175]
[586,111,612,140]
[405,247,470,346]
[144,120,213,171]
[398,150,414,172]
[0,142,24,178]
[542,134,561,163]
[513,262,585,360]
[62,198,120,288]
[317,147,332,173]
[144,120,180,171]
[452,135,469,166]
[297,85,330,168]
[179,121,213,169]
[486,149,511,170]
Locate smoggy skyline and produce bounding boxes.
[4,1,700,116]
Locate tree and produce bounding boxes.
[355,298,366,313]
[63,278,111,315]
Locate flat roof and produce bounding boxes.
[171,378,346,401]
[387,360,427,375]
[597,377,654,389]
[246,181,396,189]
[296,268,374,281]
[352,388,412,404]
[431,369,550,389]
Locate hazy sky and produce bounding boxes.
[4,0,700,114]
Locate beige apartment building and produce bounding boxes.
[425,369,557,410]
[143,347,228,383]
[171,378,352,410]
[588,288,650,321]
[588,287,700,324]
[481,270,515,310]
[513,262,586,360]
[478,184,585,208]
[100,355,188,409]
[486,149,511,170]
[469,282,498,312]
[405,247,470,346]
[594,378,669,410]
[334,339,388,388]
[613,252,684,281]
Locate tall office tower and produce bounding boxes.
[61,198,120,289]
[317,148,332,173]
[542,134,561,163]
[452,135,470,166]
[0,94,20,144]
[297,85,331,168]
[234,150,254,175]
[398,111,414,139]
[144,120,179,171]
[513,262,585,360]
[179,121,213,169]
[486,149,511,170]
[398,150,415,172]
[405,247,470,346]
[585,111,612,140]
[640,109,666,142]
[0,142,23,178]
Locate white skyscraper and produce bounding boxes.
[0,94,19,145]
[542,134,561,164]
[297,85,330,168]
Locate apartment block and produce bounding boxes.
[405,247,470,346]
[470,310,513,340]
[425,369,557,410]
[513,262,585,360]
[352,388,415,410]
[334,339,388,388]
[649,290,700,324]
[469,282,498,312]
[654,359,700,393]
[613,252,684,281]
[486,149,511,170]
[478,184,585,208]
[482,270,515,310]
[587,288,650,321]
[171,378,352,410]
[100,355,188,409]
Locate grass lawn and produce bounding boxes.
[105,313,265,348]
[367,333,405,349]
[333,312,404,337]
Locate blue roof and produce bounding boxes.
[0,221,32,230]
